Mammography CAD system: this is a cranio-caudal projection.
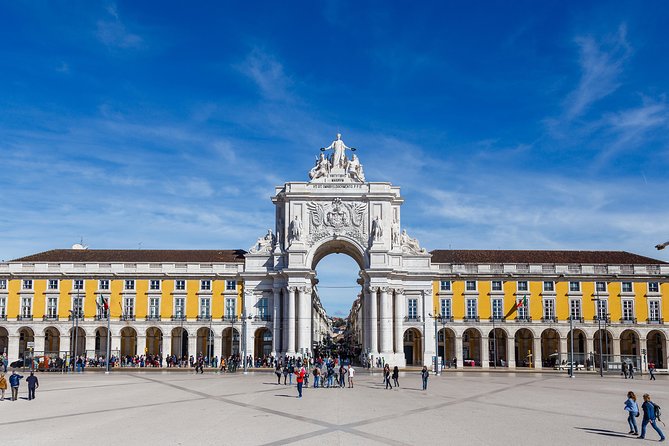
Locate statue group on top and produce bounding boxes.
[309,133,366,182]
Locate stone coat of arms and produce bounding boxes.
[306,198,367,246]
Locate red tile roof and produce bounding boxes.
[430,250,667,265]
[11,249,246,263]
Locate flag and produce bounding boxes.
[96,295,109,310]
[502,296,527,320]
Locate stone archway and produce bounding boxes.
[515,328,534,368]
[254,327,272,359]
[488,328,508,367]
[403,328,422,366]
[463,328,481,366]
[0,327,8,355]
[18,327,34,359]
[44,327,60,355]
[95,327,109,357]
[647,330,666,369]
[146,327,163,356]
[120,327,137,357]
[171,327,188,359]
[540,328,560,368]
[567,329,587,366]
[438,327,456,366]
[620,329,639,362]
[197,327,213,358]
[68,327,85,358]
[222,327,240,358]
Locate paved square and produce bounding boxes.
[1,370,667,445]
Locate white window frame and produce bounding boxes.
[621,282,633,293]
[175,280,186,291]
[543,281,555,292]
[569,299,582,319]
[47,279,59,290]
[465,281,477,292]
[257,297,268,319]
[20,296,32,317]
[440,280,451,292]
[595,299,608,320]
[407,298,418,320]
[98,279,110,290]
[73,279,84,291]
[149,280,161,291]
[46,296,58,318]
[440,298,452,318]
[23,279,33,290]
[491,298,503,319]
[648,282,660,293]
[225,280,236,291]
[466,298,478,319]
[491,280,503,292]
[124,279,135,291]
[0,296,6,317]
[148,297,161,318]
[225,297,236,319]
[174,296,186,318]
[200,280,211,291]
[569,281,580,293]
[622,299,635,321]
[543,298,555,320]
[595,281,607,293]
[648,300,661,321]
[517,281,529,292]
[199,297,211,318]
[123,296,135,318]
[0,279,7,290]
[71,295,84,318]
[517,296,529,319]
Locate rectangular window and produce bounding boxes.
[72,296,83,318]
[200,280,211,291]
[21,297,32,317]
[517,281,528,292]
[622,300,634,321]
[123,296,135,317]
[0,297,5,317]
[492,298,503,319]
[47,297,58,318]
[48,279,59,290]
[622,282,633,293]
[149,297,160,318]
[23,279,33,290]
[225,298,236,319]
[543,281,555,292]
[466,281,477,291]
[649,301,661,321]
[0,279,6,290]
[174,297,185,318]
[440,280,451,291]
[226,280,237,291]
[199,298,211,318]
[569,281,580,292]
[517,297,528,319]
[440,299,451,318]
[258,297,268,320]
[595,282,607,293]
[407,298,418,319]
[570,300,581,319]
[73,279,84,290]
[124,280,135,291]
[491,281,503,292]
[466,299,478,319]
[596,299,608,320]
[543,299,555,320]
[99,279,110,290]
[175,280,186,291]
[150,280,161,291]
[649,282,660,293]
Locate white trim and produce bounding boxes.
[149,279,161,291]
[490,296,503,319]
[648,299,662,321]
[98,279,110,291]
[542,297,556,320]
[72,279,85,291]
[173,295,186,318]
[174,279,187,292]
[148,295,161,318]
[490,280,504,294]
[516,280,529,293]
[47,279,59,291]
[44,294,59,318]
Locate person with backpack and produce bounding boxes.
[650,362,657,381]
[624,391,639,435]
[421,366,429,391]
[639,393,666,441]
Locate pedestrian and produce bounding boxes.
[347,365,355,388]
[629,363,635,379]
[9,371,23,401]
[295,366,305,398]
[622,362,628,379]
[452,357,457,369]
[313,366,320,388]
[275,362,282,384]
[384,364,393,390]
[650,362,657,381]
[288,362,294,385]
[392,366,400,388]
[338,364,347,388]
[2,353,7,373]
[26,371,39,400]
[639,393,665,441]
[282,363,289,385]
[624,391,639,435]
[0,372,6,400]
[421,366,429,391]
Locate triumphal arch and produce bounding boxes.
[242,134,434,366]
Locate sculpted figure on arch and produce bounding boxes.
[322,133,352,169]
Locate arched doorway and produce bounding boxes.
[197,327,213,358]
[540,328,560,368]
[0,327,8,355]
[254,328,272,359]
[593,329,613,369]
[566,329,586,366]
[515,328,534,367]
[620,329,639,363]
[488,328,508,367]
[171,327,188,358]
[647,331,666,369]
[438,327,456,366]
[462,328,481,366]
[403,328,422,366]
[120,327,137,357]
[44,327,60,355]
[95,327,109,357]
[146,327,163,356]
[222,327,240,358]
[19,327,35,359]
[68,327,85,358]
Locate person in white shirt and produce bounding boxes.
[347,365,355,388]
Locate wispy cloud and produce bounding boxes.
[96,3,144,49]
[236,48,293,102]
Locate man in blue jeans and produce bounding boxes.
[9,371,23,401]
[640,393,666,441]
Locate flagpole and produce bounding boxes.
[106,295,111,374]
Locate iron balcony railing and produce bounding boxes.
[541,316,558,323]
[197,315,212,321]
[647,318,664,324]
[464,316,480,323]
[145,315,161,321]
[515,316,532,322]
[254,315,272,322]
[620,317,638,324]
[121,315,136,321]
[42,315,59,321]
[404,316,422,322]
[171,315,186,321]
[222,315,239,322]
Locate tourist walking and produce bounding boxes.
[421,366,429,391]
[26,371,39,400]
[650,362,657,381]
[384,364,392,390]
[338,365,347,388]
[0,373,6,400]
[347,365,355,388]
[282,363,289,385]
[639,393,665,441]
[629,363,635,379]
[624,391,639,435]
[295,366,305,398]
[275,363,282,384]
[9,371,23,401]
[392,366,400,387]
[313,366,320,388]
[622,362,628,379]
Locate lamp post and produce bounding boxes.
[243,313,253,374]
[591,286,604,377]
[569,313,574,378]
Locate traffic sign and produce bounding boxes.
[27,341,35,348]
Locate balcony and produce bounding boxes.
[42,315,59,321]
[437,316,454,323]
[593,316,611,323]
[568,316,585,323]
[222,315,239,322]
[145,315,161,321]
[197,315,212,321]
[620,317,638,324]
[515,316,532,323]
[254,315,272,322]
[68,314,84,321]
[404,316,422,322]
[464,316,480,323]
[17,315,33,321]
[647,318,664,324]
[541,316,558,323]
[121,315,136,321]
[95,314,109,321]
[171,315,187,321]
[489,317,505,323]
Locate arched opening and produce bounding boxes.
[540,328,560,368]
[68,327,85,358]
[0,327,8,355]
[514,328,534,367]
[438,327,456,366]
[462,328,481,366]
[403,328,422,365]
[593,329,613,369]
[18,327,35,359]
[146,327,163,356]
[95,327,109,357]
[44,327,60,355]
[647,330,666,369]
[222,327,240,358]
[120,327,137,358]
[196,327,213,358]
[254,328,272,360]
[488,328,508,367]
[566,329,586,366]
[620,329,639,363]
[171,327,188,359]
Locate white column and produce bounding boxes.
[34,332,46,355]
[507,336,516,368]
[379,287,393,354]
[297,287,312,356]
[85,335,96,356]
[9,335,20,360]
[532,336,542,369]
[110,331,121,356]
[162,334,171,358]
[393,289,404,353]
[272,288,281,356]
[368,287,379,355]
[287,287,296,354]
[586,337,594,364]
[481,335,490,369]
[422,289,435,365]
[137,335,146,356]
[282,287,289,356]
[188,333,197,358]
[559,336,568,363]
[455,335,463,368]
[213,332,221,362]
[612,337,621,362]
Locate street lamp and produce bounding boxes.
[591,284,605,377]
[243,313,253,374]
[655,241,669,250]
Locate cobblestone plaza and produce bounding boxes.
[2,370,667,445]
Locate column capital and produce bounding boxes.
[287,286,298,294]
[368,286,379,293]
[393,288,405,295]
[298,286,312,294]
[379,286,391,293]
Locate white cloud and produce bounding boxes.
[96,3,144,49]
[236,48,293,102]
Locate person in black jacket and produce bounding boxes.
[392,366,400,387]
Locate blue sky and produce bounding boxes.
[1,1,669,316]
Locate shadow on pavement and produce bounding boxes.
[575,427,632,438]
